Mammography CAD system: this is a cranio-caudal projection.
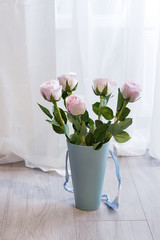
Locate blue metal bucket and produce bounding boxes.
[67,141,109,211]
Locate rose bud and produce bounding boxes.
[58,72,78,92]
[66,95,86,116]
[93,78,117,96]
[121,82,142,102]
[40,80,62,102]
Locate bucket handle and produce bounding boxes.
[63,149,121,210]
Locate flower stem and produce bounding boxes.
[54,102,64,127]
[106,100,129,143]
[115,100,128,123]
[81,136,86,146]
[54,102,71,141]
[98,96,103,120]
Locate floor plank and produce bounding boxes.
[0,162,76,240]
[128,155,160,240]
[76,221,153,240]
[74,157,145,221]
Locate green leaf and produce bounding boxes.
[109,118,132,135]
[81,110,89,123]
[73,121,81,132]
[85,132,94,146]
[116,88,124,112]
[38,103,52,119]
[109,123,121,135]
[89,125,96,134]
[92,102,100,115]
[65,81,72,92]
[95,120,103,128]
[52,106,67,125]
[70,132,82,145]
[72,82,78,91]
[62,91,68,100]
[114,131,131,143]
[94,123,110,142]
[46,119,59,126]
[88,118,94,127]
[67,114,81,132]
[117,118,132,131]
[101,85,108,96]
[52,106,61,125]
[60,108,67,124]
[67,113,77,123]
[63,124,70,139]
[79,121,87,136]
[100,107,114,120]
[93,142,103,150]
[92,86,100,96]
[119,107,130,121]
[52,125,64,134]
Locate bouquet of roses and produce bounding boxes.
[38,73,141,150]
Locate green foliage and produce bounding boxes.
[72,82,78,91]
[46,119,59,126]
[70,132,82,145]
[52,106,67,126]
[38,103,52,119]
[99,107,114,120]
[62,91,68,100]
[118,118,132,131]
[114,131,131,143]
[93,142,103,150]
[101,85,108,96]
[109,118,132,135]
[81,110,89,123]
[59,108,67,124]
[79,121,87,136]
[63,124,70,139]
[116,88,124,112]
[65,81,72,92]
[93,99,114,120]
[93,123,110,142]
[85,132,94,146]
[52,124,64,134]
[88,118,94,127]
[95,120,103,128]
[81,110,94,128]
[119,107,130,121]
[92,102,100,115]
[67,113,81,132]
[99,95,110,107]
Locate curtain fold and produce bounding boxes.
[149,33,160,160]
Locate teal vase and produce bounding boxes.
[67,141,109,211]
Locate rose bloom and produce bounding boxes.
[93,78,117,95]
[40,80,62,102]
[121,82,142,102]
[58,72,78,91]
[66,95,86,116]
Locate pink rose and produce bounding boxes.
[58,72,78,91]
[121,82,142,102]
[93,78,117,95]
[40,80,62,102]
[66,95,86,116]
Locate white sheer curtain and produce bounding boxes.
[0,0,67,172]
[149,34,160,160]
[0,0,160,171]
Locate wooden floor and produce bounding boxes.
[0,154,160,240]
